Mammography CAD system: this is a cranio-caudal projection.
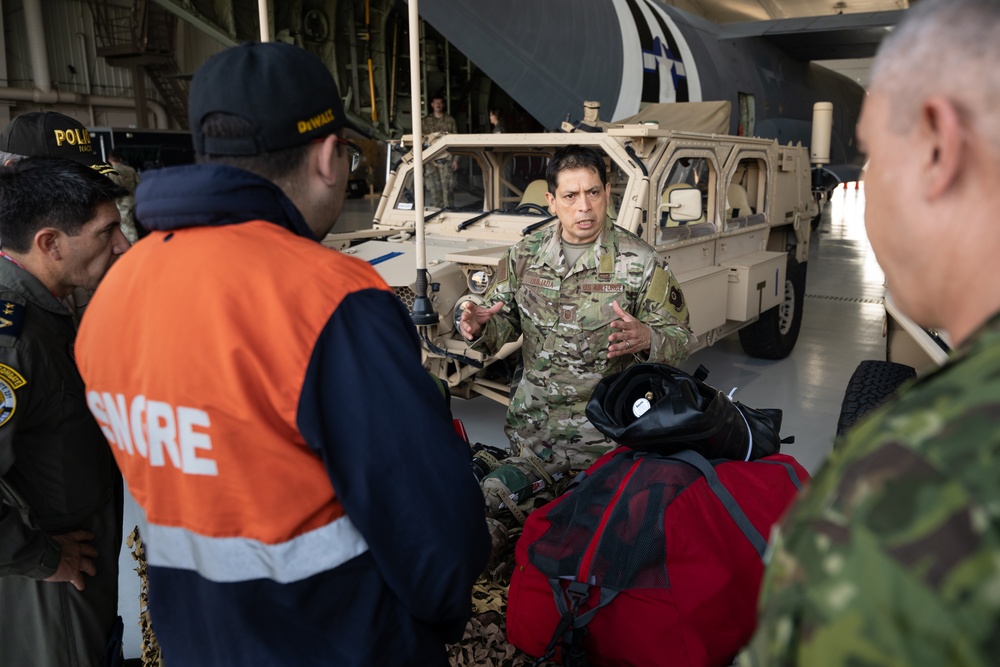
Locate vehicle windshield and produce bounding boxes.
[394,146,627,216]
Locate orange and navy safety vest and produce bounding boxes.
[74,164,489,666]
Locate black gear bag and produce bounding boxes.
[585,363,791,461]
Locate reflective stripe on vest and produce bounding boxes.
[140,509,369,584]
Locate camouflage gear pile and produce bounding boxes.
[126,527,164,667]
[423,113,459,207]
[472,220,693,469]
[481,446,570,523]
[449,503,563,667]
[741,312,1000,666]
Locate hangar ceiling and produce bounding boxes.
[672,0,908,22]
[68,0,910,132]
[677,0,909,85]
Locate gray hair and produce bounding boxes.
[0,151,23,166]
[871,0,1000,153]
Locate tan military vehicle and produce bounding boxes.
[325,101,821,404]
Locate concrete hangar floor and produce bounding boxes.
[115,183,882,659]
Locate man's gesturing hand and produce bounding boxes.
[608,300,651,359]
[459,301,504,341]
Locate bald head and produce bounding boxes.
[871,0,1000,154]
[859,0,1000,345]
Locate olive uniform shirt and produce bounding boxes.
[0,258,122,666]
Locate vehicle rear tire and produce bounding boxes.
[738,255,806,360]
[836,360,916,437]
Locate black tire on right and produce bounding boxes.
[836,360,917,437]
[738,255,806,360]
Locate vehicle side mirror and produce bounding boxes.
[660,187,703,225]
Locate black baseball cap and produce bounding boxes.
[0,112,118,176]
[189,41,365,156]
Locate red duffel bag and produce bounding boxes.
[506,447,808,667]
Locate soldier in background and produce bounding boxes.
[108,149,140,243]
[741,1,1000,663]
[459,145,692,469]
[422,93,459,207]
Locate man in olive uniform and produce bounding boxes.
[460,145,692,469]
[741,1,1000,664]
[0,158,129,666]
[422,94,459,208]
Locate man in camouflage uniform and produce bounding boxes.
[741,1,1000,664]
[422,94,458,207]
[460,145,692,469]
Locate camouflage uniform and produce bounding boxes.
[741,312,1000,667]
[423,113,458,207]
[109,162,140,243]
[472,219,692,469]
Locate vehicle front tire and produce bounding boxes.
[836,360,916,437]
[738,255,806,360]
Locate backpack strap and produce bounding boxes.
[665,449,769,560]
[755,458,803,489]
[532,580,618,667]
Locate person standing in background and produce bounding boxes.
[107,149,140,242]
[422,93,459,207]
[489,108,504,134]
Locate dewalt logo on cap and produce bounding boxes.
[297,108,335,134]
[53,127,93,153]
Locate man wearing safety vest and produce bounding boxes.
[76,42,489,667]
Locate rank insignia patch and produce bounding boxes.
[0,301,24,339]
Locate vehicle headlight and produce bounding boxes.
[467,269,492,294]
[453,295,485,335]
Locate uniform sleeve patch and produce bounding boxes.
[0,364,26,390]
[669,285,685,311]
[0,300,24,340]
[0,370,22,427]
[648,266,670,305]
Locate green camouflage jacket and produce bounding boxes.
[423,114,458,164]
[423,113,457,135]
[472,219,692,468]
[741,312,1000,666]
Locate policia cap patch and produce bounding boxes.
[0,364,26,427]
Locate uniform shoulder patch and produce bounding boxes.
[648,265,670,305]
[0,364,25,427]
[0,297,25,343]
